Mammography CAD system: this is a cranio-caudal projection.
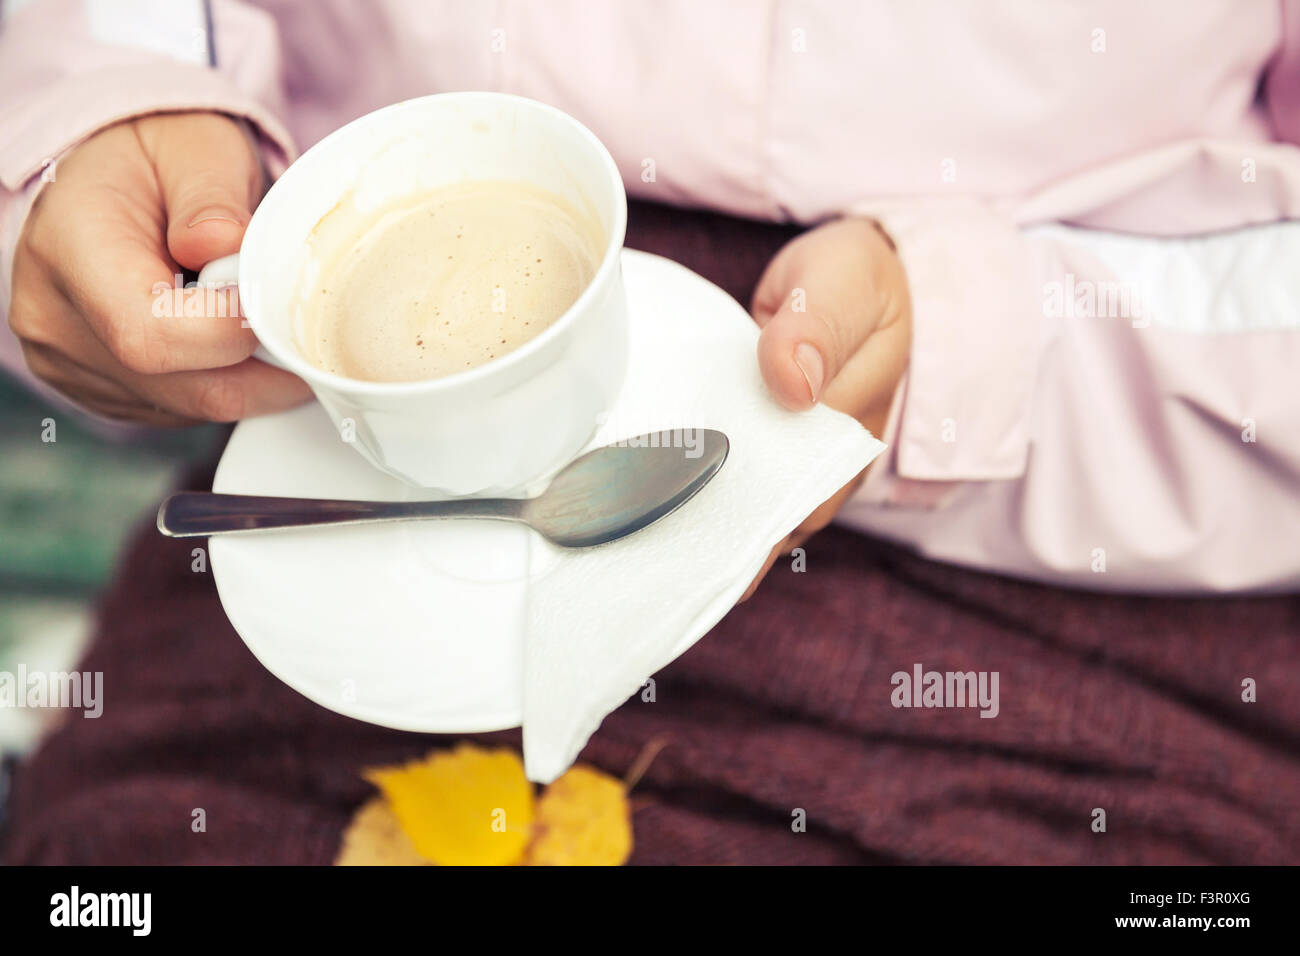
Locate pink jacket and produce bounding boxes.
[2,0,1299,592]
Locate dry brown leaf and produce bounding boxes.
[526,764,632,866]
[334,796,433,866]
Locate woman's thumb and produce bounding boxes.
[144,112,264,272]
[752,218,903,412]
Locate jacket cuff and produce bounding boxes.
[0,61,296,190]
[849,198,1040,507]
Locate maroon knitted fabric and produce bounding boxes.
[4,203,1298,865]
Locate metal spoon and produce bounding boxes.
[157,429,728,547]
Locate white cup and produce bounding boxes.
[198,92,629,496]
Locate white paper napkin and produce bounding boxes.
[522,251,886,781]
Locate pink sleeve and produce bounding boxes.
[843,194,1300,592]
[1266,0,1300,144]
[0,0,298,416]
[852,199,1040,509]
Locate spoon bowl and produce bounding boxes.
[522,430,728,546]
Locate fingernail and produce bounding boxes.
[793,343,824,403]
[187,207,244,228]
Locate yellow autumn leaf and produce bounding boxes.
[526,764,632,865]
[334,796,433,866]
[365,744,534,866]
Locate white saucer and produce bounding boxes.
[210,249,700,732]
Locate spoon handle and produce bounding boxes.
[157,492,521,538]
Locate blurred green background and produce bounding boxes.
[0,375,220,753]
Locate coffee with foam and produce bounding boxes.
[297,180,604,382]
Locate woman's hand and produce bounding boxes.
[742,216,912,599]
[8,111,312,425]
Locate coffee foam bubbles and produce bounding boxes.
[297,180,604,383]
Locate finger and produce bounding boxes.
[129,357,313,423]
[817,312,911,433]
[49,389,197,428]
[14,291,263,426]
[142,112,263,272]
[53,187,260,374]
[21,341,139,408]
[739,542,785,603]
[756,293,875,411]
[9,269,140,406]
[82,400,199,428]
[753,251,881,411]
[23,349,191,425]
[753,220,905,411]
[18,258,306,423]
[740,468,869,604]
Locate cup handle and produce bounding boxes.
[196,254,288,371]
[196,253,240,289]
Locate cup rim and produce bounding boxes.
[239,91,628,395]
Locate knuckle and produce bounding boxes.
[194,376,246,421]
[7,294,37,342]
[107,319,169,374]
[24,218,59,268]
[20,189,70,269]
[19,342,56,384]
[9,257,48,342]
